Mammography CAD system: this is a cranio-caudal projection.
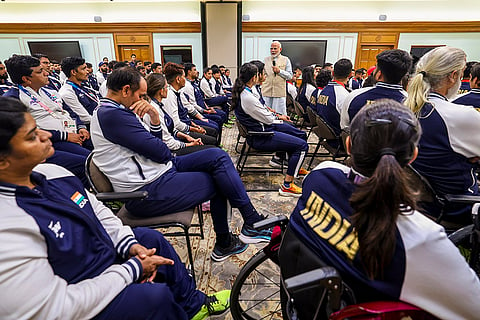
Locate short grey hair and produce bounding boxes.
[271,41,282,49]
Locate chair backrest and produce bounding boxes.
[293,100,306,118]
[85,152,114,194]
[286,92,295,113]
[340,128,349,151]
[315,114,338,141]
[404,164,438,206]
[306,106,318,127]
[236,119,249,138]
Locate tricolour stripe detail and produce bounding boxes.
[122,257,142,282]
[116,235,139,259]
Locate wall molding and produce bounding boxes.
[0,22,201,34]
[242,21,480,34]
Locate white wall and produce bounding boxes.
[398,33,480,61]
[242,0,480,22]
[0,1,200,23]
[152,33,203,73]
[0,33,114,66]
[243,32,358,66]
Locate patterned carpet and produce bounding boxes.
[162,122,329,319]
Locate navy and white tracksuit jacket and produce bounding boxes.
[452,88,480,109]
[315,81,349,136]
[412,92,480,219]
[340,82,407,129]
[91,97,253,233]
[0,163,205,320]
[289,161,480,320]
[235,87,308,177]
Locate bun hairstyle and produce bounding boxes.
[231,62,258,110]
[348,99,421,279]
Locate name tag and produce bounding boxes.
[63,119,77,133]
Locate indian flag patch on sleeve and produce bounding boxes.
[71,191,88,208]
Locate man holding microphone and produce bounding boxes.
[262,41,293,115]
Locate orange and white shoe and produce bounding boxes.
[279,182,302,197]
[298,168,310,176]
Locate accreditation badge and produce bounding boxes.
[63,119,77,133]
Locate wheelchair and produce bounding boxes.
[230,216,441,320]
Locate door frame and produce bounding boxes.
[355,32,399,68]
[113,33,154,62]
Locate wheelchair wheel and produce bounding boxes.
[449,224,480,276]
[230,250,282,320]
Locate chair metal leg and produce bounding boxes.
[197,205,204,239]
[308,142,321,170]
[184,227,196,282]
[236,142,247,173]
[235,133,244,153]
[239,144,251,176]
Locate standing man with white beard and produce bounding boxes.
[263,41,293,115]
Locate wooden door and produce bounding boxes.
[357,45,394,70]
[118,45,152,64]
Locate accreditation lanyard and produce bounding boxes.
[100,97,123,109]
[333,80,346,88]
[18,85,63,119]
[66,80,100,104]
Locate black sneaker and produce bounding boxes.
[269,156,287,168]
[211,234,248,262]
[239,223,272,244]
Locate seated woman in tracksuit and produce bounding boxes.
[0,96,230,320]
[233,62,309,197]
[144,73,214,156]
[91,67,271,262]
[282,99,480,320]
[250,60,308,169]
[296,66,317,122]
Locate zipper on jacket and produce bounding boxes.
[131,156,146,180]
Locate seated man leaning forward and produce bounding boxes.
[90,67,271,262]
[0,96,229,320]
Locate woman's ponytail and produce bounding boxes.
[348,99,421,279]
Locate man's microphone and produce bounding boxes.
[272,59,276,76]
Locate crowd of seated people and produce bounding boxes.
[2,42,480,320]
[0,54,271,319]
[0,96,231,320]
[233,60,310,197]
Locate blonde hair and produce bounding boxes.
[405,46,466,115]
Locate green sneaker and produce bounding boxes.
[223,123,232,128]
[191,290,231,320]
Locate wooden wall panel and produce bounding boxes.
[242,21,480,34]
[114,33,153,62]
[0,22,201,34]
[359,33,398,44]
[115,34,151,45]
